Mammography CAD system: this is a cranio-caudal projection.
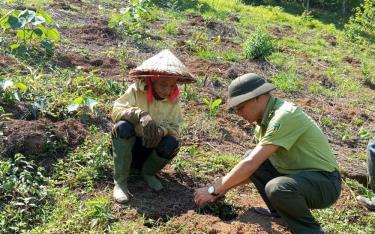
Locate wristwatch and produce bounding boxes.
[207,186,219,196]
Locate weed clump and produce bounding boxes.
[0,154,51,232]
[243,29,274,60]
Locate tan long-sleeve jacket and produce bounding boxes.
[111,81,183,137]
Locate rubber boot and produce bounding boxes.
[113,136,135,203]
[141,151,170,191]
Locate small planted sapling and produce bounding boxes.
[202,97,222,118]
[67,95,99,122]
[0,78,28,102]
[0,9,59,57]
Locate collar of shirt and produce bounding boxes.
[259,96,278,129]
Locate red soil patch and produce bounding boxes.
[0,118,87,157]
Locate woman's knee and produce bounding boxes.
[156,136,180,159]
[112,121,135,139]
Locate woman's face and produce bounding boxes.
[152,78,178,99]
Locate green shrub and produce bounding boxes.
[0,9,59,59]
[0,154,50,233]
[243,29,274,59]
[109,0,155,39]
[344,0,375,44]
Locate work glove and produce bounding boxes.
[139,112,162,148]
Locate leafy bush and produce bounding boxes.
[345,0,375,44]
[0,9,59,58]
[109,0,155,39]
[0,78,28,102]
[0,154,50,233]
[243,29,274,59]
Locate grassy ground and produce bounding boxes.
[0,0,374,233]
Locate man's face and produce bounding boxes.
[234,98,259,123]
[152,78,178,99]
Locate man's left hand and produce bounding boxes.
[194,187,223,207]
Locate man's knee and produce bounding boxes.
[265,176,298,203]
[156,136,180,159]
[112,121,135,139]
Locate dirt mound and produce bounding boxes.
[167,210,290,234]
[53,118,88,146]
[185,58,231,78]
[60,19,117,49]
[0,55,27,75]
[206,21,238,39]
[2,102,37,120]
[0,118,87,157]
[55,52,121,78]
[270,26,293,38]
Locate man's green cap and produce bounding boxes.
[227,73,276,109]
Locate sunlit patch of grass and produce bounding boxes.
[271,71,303,93]
[313,179,375,234]
[173,146,240,181]
[164,21,180,36]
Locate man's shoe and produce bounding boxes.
[113,184,130,203]
[254,207,281,218]
[357,195,375,210]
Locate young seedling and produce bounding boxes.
[202,97,222,118]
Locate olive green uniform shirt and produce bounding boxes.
[255,97,339,174]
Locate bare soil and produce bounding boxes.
[0,118,87,158]
[1,1,374,233]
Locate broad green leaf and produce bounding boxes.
[44,28,60,40]
[2,80,13,91]
[37,10,53,24]
[16,29,33,41]
[18,10,36,23]
[41,40,53,50]
[9,43,20,49]
[202,98,209,105]
[33,28,43,37]
[16,82,28,92]
[212,98,222,107]
[86,98,98,112]
[73,96,84,104]
[13,92,20,101]
[0,16,11,29]
[67,103,79,112]
[30,15,45,26]
[8,15,22,29]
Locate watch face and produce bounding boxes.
[208,186,214,194]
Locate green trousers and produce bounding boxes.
[251,160,341,234]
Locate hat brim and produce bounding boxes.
[227,83,276,110]
[129,70,196,84]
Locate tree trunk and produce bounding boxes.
[305,0,310,11]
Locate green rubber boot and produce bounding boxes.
[112,136,135,203]
[141,151,170,191]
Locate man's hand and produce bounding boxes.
[194,187,224,207]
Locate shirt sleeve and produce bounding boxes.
[111,84,143,124]
[258,110,310,150]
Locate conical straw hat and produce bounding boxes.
[129,49,196,83]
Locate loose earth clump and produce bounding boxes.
[0,118,88,157]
